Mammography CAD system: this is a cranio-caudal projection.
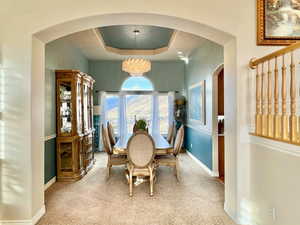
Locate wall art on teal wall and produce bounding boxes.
[188,80,206,125]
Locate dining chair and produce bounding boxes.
[101,125,127,179]
[166,122,175,145]
[107,121,116,146]
[132,123,138,133]
[127,131,156,197]
[156,125,184,182]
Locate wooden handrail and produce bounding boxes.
[249,41,300,69]
[249,42,300,146]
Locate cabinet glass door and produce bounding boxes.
[87,87,92,130]
[76,81,82,134]
[83,83,89,132]
[59,81,72,134]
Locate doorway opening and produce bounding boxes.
[212,64,225,182]
[29,13,238,223]
[217,68,225,182]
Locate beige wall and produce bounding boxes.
[31,37,46,220]
[0,1,298,225]
[249,137,300,225]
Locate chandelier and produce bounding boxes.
[122,58,151,76]
[122,29,151,76]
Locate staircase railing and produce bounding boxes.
[249,42,300,145]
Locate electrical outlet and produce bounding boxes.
[190,143,193,149]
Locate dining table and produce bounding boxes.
[114,132,173,155]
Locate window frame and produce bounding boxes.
[121,76,154,91]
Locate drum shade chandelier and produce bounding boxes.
[122,29,151,76]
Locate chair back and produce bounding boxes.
[107,121,116,146]
[101,125,113,155]
[174,125,184,155]
[133,123,138,133]
[167,122,175,143]
[127,131,155,168]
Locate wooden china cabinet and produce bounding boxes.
[55,70,95,182]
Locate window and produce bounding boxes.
[158,95,169,135]
[104,77,171,136]
[126,94,152,134]
[121,77,154,91]
[106,94,119,136]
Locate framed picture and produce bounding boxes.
[257,0,300,45]
[188,81,206,125]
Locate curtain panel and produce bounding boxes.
[151,92,160,135]
[118,92,128,141]
[99,91,107,151]
[168,91,175,126]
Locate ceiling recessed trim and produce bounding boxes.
[94,27,177,56]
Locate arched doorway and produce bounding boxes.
[15,13,238,223]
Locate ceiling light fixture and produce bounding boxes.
[122,29,151,76]
[122,58,151,76]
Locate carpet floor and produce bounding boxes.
[38,152,236,225]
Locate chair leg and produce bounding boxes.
[149,167,154,196]
[129,170,133,197]
[106,165,111,180]
[106,157,111,180]
[175,158,180,183]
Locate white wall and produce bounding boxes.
[0,1,298,225]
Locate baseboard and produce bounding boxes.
[224,204,239,224]
[0,205,45,225]
[31,205,45,225]
[224,203,253,225]
[0,220,32,225]
[186,151,217,177]
[44,176,56,190]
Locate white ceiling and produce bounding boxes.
[63,28,206,61]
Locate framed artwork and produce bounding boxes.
[257,0,300,45]
[188,81,206,125]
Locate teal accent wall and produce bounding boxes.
[88,60,185,105]
[185,126,212,169]
[44,138,56,184]
[44,38,89,184]
[93,115,101,151]
[184,40,223,169]
[45,38,89,136]
[99,25,174,50]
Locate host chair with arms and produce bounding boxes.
[166,122,175,145]
[127,131,156,197]
[107,121,116,146]
[156,125,184,182]
[101,125,127,180]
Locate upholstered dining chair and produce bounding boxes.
[127,131,156,197]
[166,122,175,145]
[156,125,184,182]
[101,125,127,179]
[107,121,116,146]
